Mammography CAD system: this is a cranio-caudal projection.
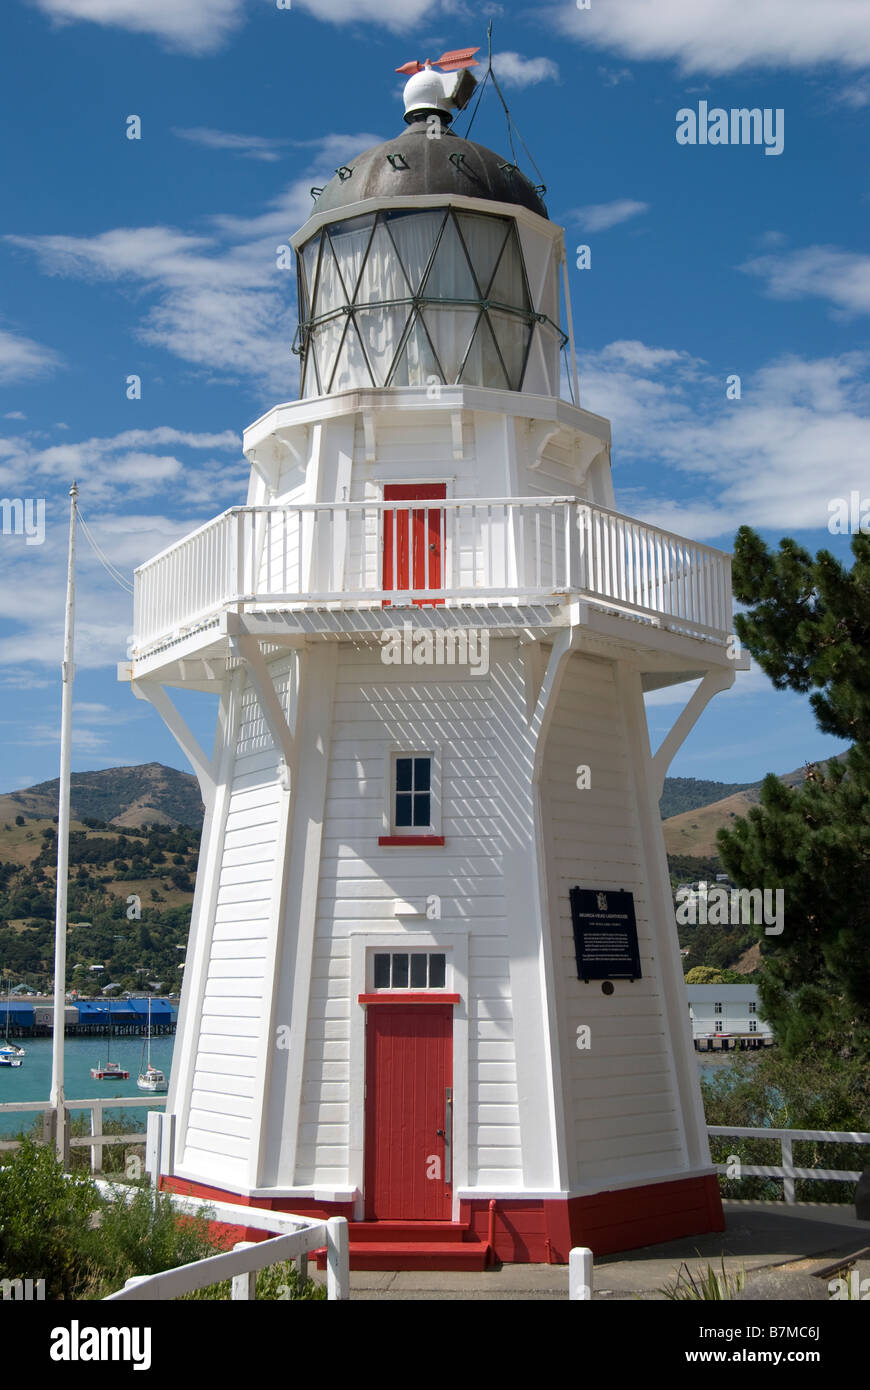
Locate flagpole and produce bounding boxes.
[50,480,77,1163]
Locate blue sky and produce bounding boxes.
[0,0,867,791]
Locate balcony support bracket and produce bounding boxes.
[228,629,297,784]
[132,681,216,806]
[650,668,735,801]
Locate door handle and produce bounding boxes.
[436,1129,445,1138]
[443,1087,452,1184]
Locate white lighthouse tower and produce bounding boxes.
[127,55,741,1266]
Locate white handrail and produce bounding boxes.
[132,498,734,654]
[104,1217,349,1301]
[708,1124,870,1204]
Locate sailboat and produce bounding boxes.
[0,979,25,1066]
[137,997,167,1092]
[90,1003,129,1080]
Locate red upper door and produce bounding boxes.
[383,483,446,606]
[364,1003,453,1221]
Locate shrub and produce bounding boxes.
[0,1139,101,1298]
[81,1188,221,1299]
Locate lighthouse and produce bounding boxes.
[127,53,740,1266]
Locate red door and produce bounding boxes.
[364,1004,452,1220]
[383,483,446,606]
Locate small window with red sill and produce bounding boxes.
[379,750,444,846]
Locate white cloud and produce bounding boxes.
[4,412,26,421]
[741,245,870,317]
[6,133,381,395]
[0,327,62,384]
[294,0,436,28]
[567,200,649,233]
[580,341,870,540]
[174,127,285,162]
[490,52,559,88]
[0,426,241,503]
[552,0,870,75]
[839,76,870,108]
[597,66,634,87]
[30,0,498,52]
[30,0,247,55]
[645,663,770,707]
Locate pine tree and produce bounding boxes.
[717,528,870,1060]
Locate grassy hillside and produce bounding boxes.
[0,763,203,830]
[658,776,755,819]
[0,813,199,993]
[660,753,849,857]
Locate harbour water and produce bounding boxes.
[0,1034,743,1139]
[0,1033,175,1137]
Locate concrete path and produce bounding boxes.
[311,1201,870,1300]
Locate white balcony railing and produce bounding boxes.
[133,499,733,654]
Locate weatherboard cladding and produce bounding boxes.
[184,662,292,1175]
[293,644,519,1188]
[540,653,683,1183]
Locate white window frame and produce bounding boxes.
[382,744,442,837]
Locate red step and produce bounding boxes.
[348,1220,469,1245]
[313,1219,490,1272]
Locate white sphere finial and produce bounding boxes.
[395,47,480,125]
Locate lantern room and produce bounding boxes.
[292,119,565,398]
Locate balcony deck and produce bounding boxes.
[132,498,733,665]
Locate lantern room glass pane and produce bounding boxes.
[300,233,321,318]
[356,305,412,385]
[422,307,479,383]
[422,215,478,302]
[460,313,509,389]
[310,315,346,391]
[355,222,412,306]
[325,215,375,304]
[455,213,511,297]
[332,320,373,391]
[388,313,440,387]
[489,311,531,390]
[488,228,529,312]
[313,239,348,318]
[385,209,446,293]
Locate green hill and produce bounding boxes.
[658,776,756,819]
[0,763,203,830]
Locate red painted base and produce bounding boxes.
[161,1173,724,1267]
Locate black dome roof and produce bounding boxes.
[312,123,548,220]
